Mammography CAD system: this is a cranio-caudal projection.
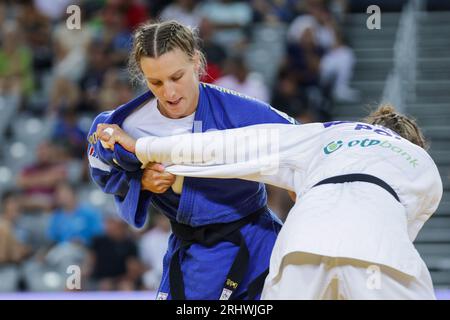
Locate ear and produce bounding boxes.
[193,50,201,74]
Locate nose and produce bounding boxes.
[162,82,176,100]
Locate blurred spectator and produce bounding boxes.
[48,77,81,116]
[84,215,143,291]
[329,0,349,23]
[286,27,323,88]
[0,191,31,264]
[284,27,330,121]
[283,3,340,121]
[17,1,53,92]
[47,182,103,246]
[78,42,111,113]
[16,141,68,213]
[320,30,360,102]
[271,68,313,123]
[0,22,34,98]
[198,18,228,83]
[0,191,30,292]
[118,0,150,31]
[33,0,77,21]
[139,210,171,291]
[0,0,365,294]
[160,0,202,28]
[214,55,270,102]
[96,2,132,68]
[251,0,298,24]
[98,69,134,112]
[52,108,87,159]
[52,15,93,82]
[287,1,337,52]
[147,0,170,17]
[196,0,253,54]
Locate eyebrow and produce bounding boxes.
[146,69,184,82]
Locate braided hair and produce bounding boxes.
[128,20,206,85]
[362,104,428,149]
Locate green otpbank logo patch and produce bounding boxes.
[323,138,419,167]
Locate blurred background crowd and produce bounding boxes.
[0,0,449,296]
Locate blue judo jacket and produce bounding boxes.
[87,83,297,299]
[88,83,296,228]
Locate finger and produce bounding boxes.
[98,131,111,142]
[159,173,176,180]
[101,136,116,150]
[146,163,166,172]
[147,173,174,182]
[156,184,172,191]
[155,177,176,184]
[97,124,113,141]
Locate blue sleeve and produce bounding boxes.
[87,112,143,172]
[88,166,152,228]
[47,214,59,243]
[87,112,153,228]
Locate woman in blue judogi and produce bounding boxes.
[87,20,297,300]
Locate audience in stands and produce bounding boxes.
[0,0,362,293]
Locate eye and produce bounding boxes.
[150,81,162,86]
[172,73,184,81]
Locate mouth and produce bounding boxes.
[166,98,182,107]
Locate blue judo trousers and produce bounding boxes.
[87,83,297,299]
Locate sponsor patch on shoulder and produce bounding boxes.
[156,292,168,300]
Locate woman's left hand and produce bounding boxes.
[96,123,137,154]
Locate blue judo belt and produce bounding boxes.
[313,173,400,202]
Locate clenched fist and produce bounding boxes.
[141,162,176,193]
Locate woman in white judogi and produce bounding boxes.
[97,105,443,300]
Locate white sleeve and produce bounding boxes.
[135,124,302,191]
[165,162,296,191]
[407,161,443,241]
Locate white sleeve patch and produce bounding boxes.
[269,106,296,124]
[88,154,112,172]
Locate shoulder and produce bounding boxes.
[92,110,114,125]
[203,82,260,101]
[203,82,297,125]
[202,82,273,112]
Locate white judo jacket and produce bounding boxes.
[135,121,443,280]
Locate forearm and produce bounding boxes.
[135,124,295,190]
[135,125,281,167]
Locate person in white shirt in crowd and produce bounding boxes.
[96,104,443,300]
[288,1,359,103]
[320,31,360,102]
[139,210,171,291]
[214,55,270,103]
[196,0,253,53]
[160,0,203,29]
[287,2,337,51]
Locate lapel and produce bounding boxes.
[108,90,154,125]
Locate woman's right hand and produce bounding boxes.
[141,162,176,194]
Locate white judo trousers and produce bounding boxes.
[261,253,435,300]
[134,122,443,300]
[260,184,436,300]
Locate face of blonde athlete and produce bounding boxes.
[140,48,200,119]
